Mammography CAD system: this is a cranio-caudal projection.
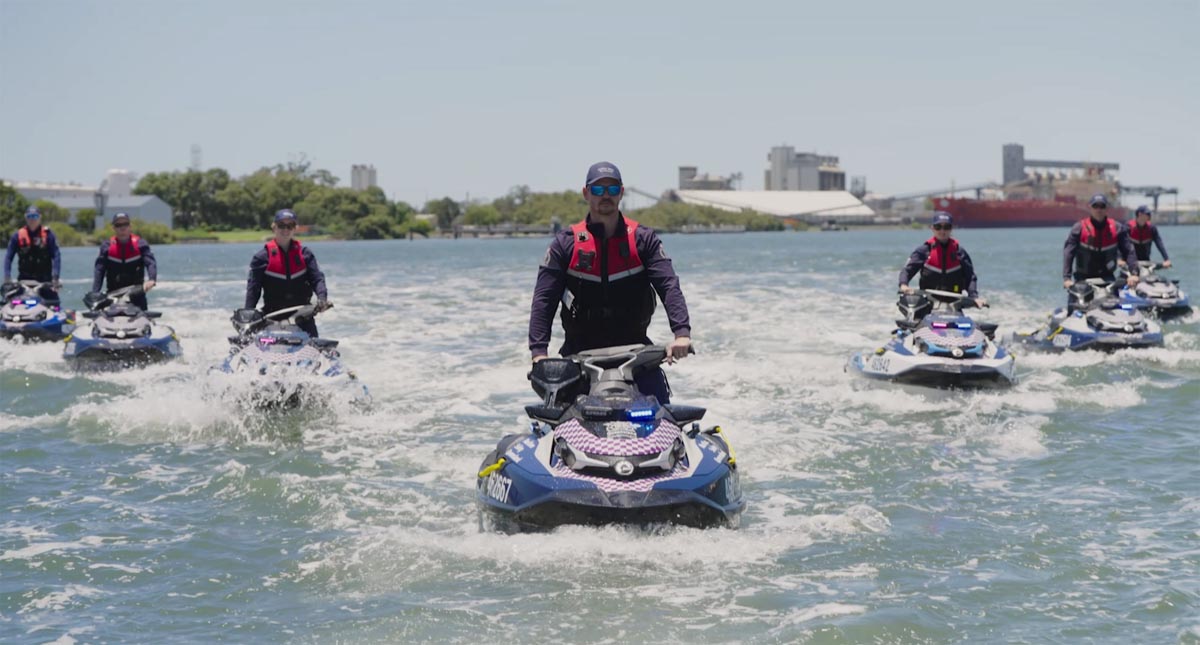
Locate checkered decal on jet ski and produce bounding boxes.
[913,327,987,348]
[547,419,689,493]
[548,460,688,493]
[552,418,681,456]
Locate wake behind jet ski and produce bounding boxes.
[848,289,1015,388]
[476,344,743,534]
[63,286,181,369]
[0,280,74,341]
[217,304,369,409]
[1012,279,1163,352]
[1117,261,1192,321]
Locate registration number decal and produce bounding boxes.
[485,473,512,503]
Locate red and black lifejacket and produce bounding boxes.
[1126,220,1155,262]
[16,226,52,280]
[104,234,145,290]
[919,237,968,293]
[1075,216,1120,278]
[262,239,313,312]
[561,216,656,350]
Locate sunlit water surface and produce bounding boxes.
[3,228,1198,643]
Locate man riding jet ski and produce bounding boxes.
[848,289,1015,388]
[0,280,75,341]
[1012,279,1163,352]
[217,303,369,409]
[476,344,743,534]
[63,286,181,369]
[1117,261,1191,321]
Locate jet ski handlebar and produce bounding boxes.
[84,285,145,311]
[914,289,985,309]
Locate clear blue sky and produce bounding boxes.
[2,0,1197,205]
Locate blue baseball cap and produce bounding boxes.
[111,212,131,225]
[585,162,622,186]
[1135,205,1152,216]
[932,212,953,226]
[1089,194,1108,207]
[24,206,41,219]
[274,209,298,223]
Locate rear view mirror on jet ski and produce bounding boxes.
[477,343,744,534]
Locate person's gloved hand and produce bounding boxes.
[142,280,156,292]
[1126,274,1140,288]
[315,299,332,313]
[52,278,62,290]
[899,285,915,295]
[974,296,988,308]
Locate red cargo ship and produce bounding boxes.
[933,195,1127,228]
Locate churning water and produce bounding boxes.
[2,227,1198,643]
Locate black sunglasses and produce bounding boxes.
[933,224,952,231]
[1091,204,1107,210]
[275,222,296,230]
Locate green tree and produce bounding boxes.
[510,191,586,225]
[32,200,70,224]
[354,213,396,240]
[95,219,177,245]
[424,197,461,231]
[73,208,97,233]
[463,203,501,226]
[0,181,32,232]
[52,225,85,247]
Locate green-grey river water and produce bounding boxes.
[3,227,1199,643]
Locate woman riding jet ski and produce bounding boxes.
[1012,279,1163,352]
[1117,261,1192,321]
[848,289,1015,388]
[217,304,369,409]
[63,286,181,369]
[476,344,743,534]
[0,280,74,341]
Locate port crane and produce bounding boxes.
[1119,185,1178,211]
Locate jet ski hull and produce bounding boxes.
[0,316,74,341]
[476,427,744,534]
[63,333,182,369]
[1012,306,1164,352]
[848,350,1015,388]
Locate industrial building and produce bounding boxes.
[678,166,739,190]
[667,190,874,224]
[351,164,378,191]
[12,169,173,230]
[764,146,846,191]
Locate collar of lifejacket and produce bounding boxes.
[584,212,629,238]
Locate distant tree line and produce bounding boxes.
[5,162,783,246]
[133,159,431,239]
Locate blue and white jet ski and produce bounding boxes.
[848,289,1015,388]
[1012,279,1164,352]
[0,280,74,341]
[63,286,181,369]
[1117,261,1191,321]
[476,344,743,533]
[217,304,369,409]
